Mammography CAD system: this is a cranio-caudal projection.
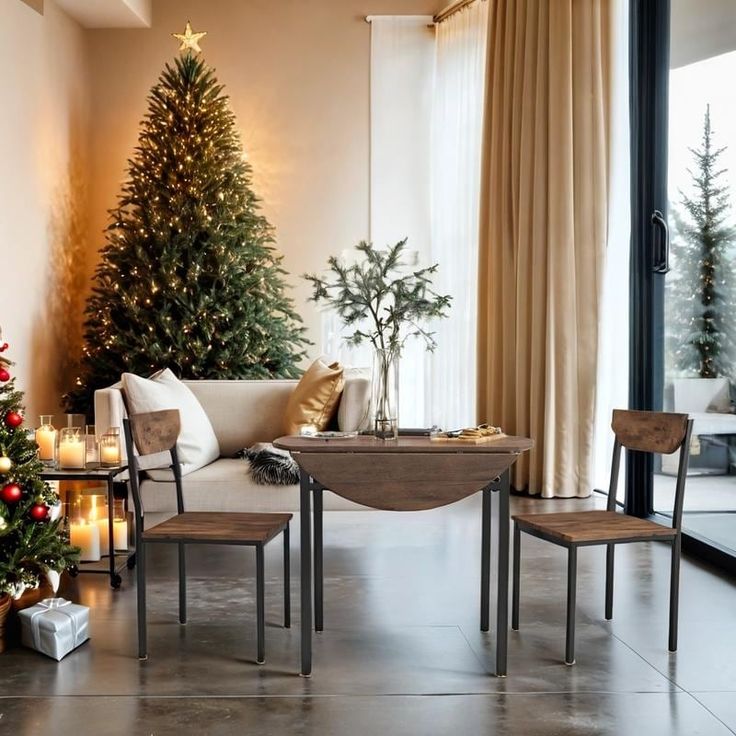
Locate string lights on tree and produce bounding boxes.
[665,105,736,380]
[66,23,308,413]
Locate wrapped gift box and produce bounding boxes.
[19,598,89,661]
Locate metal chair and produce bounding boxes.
[123,409,292,663]
[512,409,693,665]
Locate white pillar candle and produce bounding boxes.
[100,443,120,466]
[58,437,85,469]
[35,427,57,462]
[94,518,129,554]
[94,517,109,552]
[113,518,128,550]
[70,520,101,562]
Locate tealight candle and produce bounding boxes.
[100,443,120,466]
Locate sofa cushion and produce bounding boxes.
[141,458,363,513]
[122,369,220,475]
[283,358,344,434]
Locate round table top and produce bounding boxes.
[274,434,534,454]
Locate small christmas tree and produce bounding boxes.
[66,26,308,414]
[666,106,736,379]
[0,337,77,600]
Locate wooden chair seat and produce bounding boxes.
[513,510,676,546]
[143,512,292,545]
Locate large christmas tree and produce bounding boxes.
[66,25,308,413]
[665,106,736,379]
[0,338,77,600]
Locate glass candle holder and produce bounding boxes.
[58,427,86,469]
[64,414,85,430]
[85,424,99,465]
[35,415,57,464]
[99,427,121,467]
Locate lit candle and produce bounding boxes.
[58,436,85,469]
[94,518,128,553]
[100,443,120,466]
[70,520,101,562]
[35,427,57,462]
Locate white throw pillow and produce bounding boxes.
[122,369,220,475]
[337,367,372,432]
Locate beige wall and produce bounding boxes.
[0,0,90,420]
[86,0,437,360]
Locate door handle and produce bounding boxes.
[651,209,670,274]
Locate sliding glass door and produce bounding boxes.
[631,0,736,568]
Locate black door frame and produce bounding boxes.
[627,0,671,517]
[628,0,736,575]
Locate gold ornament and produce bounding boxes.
[0,456,11,474]
[173,21,207,53]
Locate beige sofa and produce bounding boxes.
[94,378,370,520]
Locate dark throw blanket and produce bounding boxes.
[237,443,300,486]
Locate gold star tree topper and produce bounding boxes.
[173,21,207,53]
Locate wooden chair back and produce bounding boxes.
[123,409,185,524]
[607,409,693,530]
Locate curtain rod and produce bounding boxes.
[433,0,482,24]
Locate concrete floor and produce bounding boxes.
[2,493,736,735]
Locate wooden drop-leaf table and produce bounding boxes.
[273,434,533,678]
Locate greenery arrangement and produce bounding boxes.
[666,106,736,379]
[303,239,452,354]
[0,340,77,599]
[305,239,451,438]
[66,48,308,414]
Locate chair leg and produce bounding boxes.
[256,543,265,664]
[283,523,291,629]
[565,546,577,665]
[512,523,521,631]
[137,542,147,660]
[178,543,187,625]
[669,535,681,652]
[605,543,614,621]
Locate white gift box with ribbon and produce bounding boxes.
[18,598,90,661]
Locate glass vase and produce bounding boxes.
[371,347,399,440]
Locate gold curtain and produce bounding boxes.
[477,0,612,497]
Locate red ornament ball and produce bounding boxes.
[4,411,22,428]
[0,368,9,382]
[1,482,22,503]
[29,503,49,522]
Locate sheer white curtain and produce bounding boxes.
[592,0,630,496]
[425,1,488,430]
[324,9,487,429]
[319,15,435,425]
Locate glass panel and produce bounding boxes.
[658,2,736,553]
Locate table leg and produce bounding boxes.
[300,470,312,677]
[496,469,510,677]
[480,486,491,632]
[107,478,121,589]
[314,486,324,632]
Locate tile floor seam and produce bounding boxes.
[0,691,703,700]
[607,627,686,693]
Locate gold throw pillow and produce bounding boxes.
[283,359,345,435]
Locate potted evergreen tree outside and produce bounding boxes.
[666,106,736,381]
[304,240,451,439]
